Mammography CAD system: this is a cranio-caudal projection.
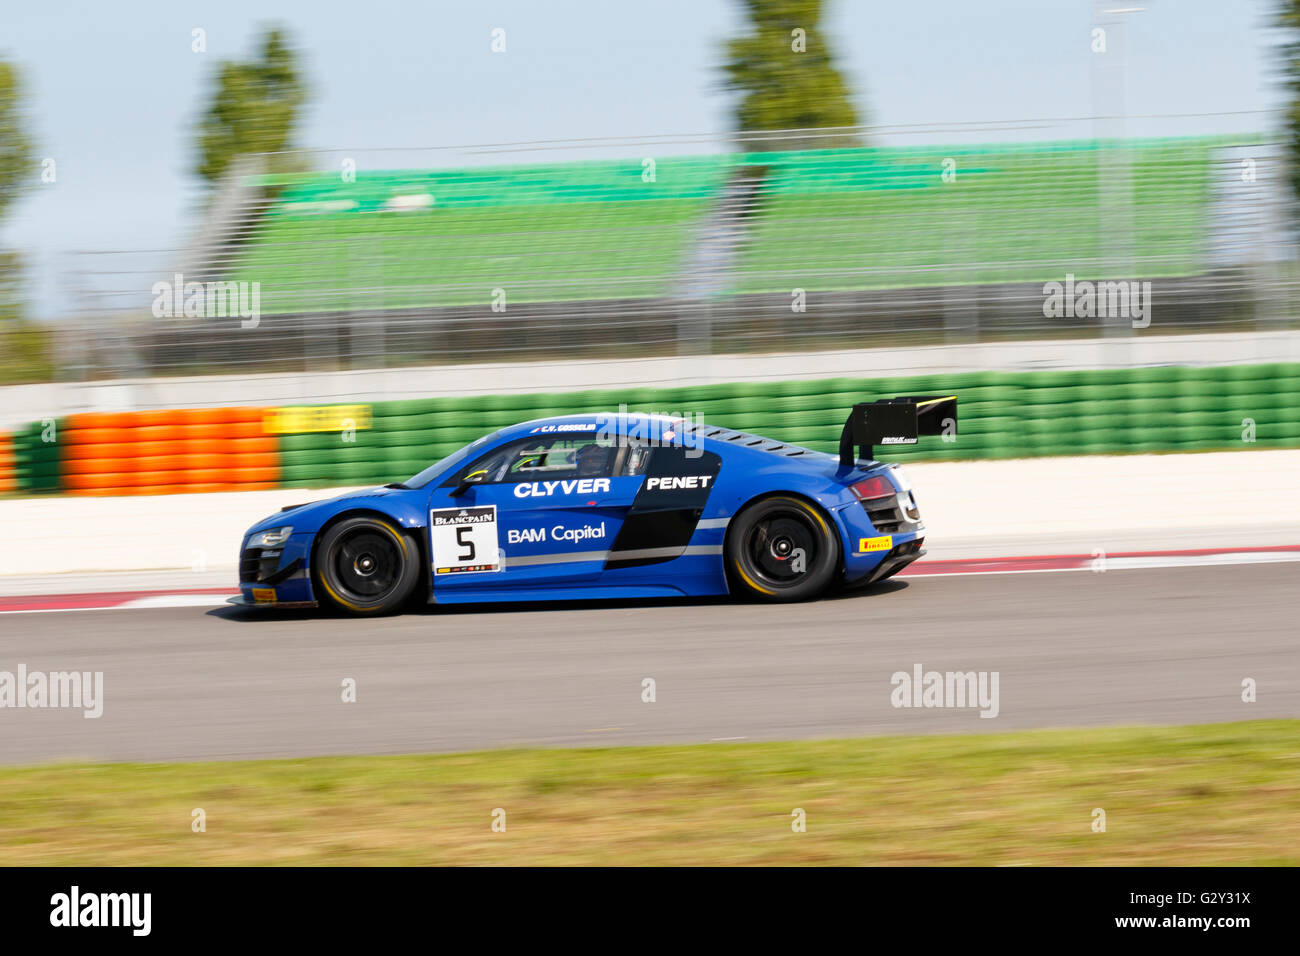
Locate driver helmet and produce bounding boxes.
[574,443,610,477]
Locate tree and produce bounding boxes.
[1282,2,1300,203]
[195,26,308,183]
[0,59,49,384]
[722,0,862,151]
[0,58,35,226]
[0,252,51,383]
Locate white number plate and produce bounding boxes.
[429,506,500,575]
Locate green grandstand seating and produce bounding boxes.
[232,157,731,313]
[730,139,1221,293]
[226,138,1243,315]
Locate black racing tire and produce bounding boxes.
[725,495,839,602]
[313,516,421,615]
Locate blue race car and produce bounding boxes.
[235,396,957,614]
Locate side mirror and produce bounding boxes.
[449,470,489,498]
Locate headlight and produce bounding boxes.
[248,526,293,548]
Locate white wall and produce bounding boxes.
[5,329,1298,430]
[2,449,1295,579]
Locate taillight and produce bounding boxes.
[850,475,895,501]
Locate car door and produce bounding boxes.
[426,433,646,596]
[601,444,724,571]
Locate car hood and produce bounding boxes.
[244,486,413,536]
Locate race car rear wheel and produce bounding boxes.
[726,495,839,602]
[314,516,420,615]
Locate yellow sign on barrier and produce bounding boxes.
[263,405,373,435]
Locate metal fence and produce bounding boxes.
[61,115,1297,382]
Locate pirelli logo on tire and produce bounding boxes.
[859,535,893,553]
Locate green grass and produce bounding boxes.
[2,721,1296,865]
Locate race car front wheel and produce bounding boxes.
[726,495,839,602]
[314,516,420,615]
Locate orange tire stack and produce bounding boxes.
[62,407,280,495]
[0,433,14,493]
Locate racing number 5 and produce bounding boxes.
[456,526,476,562]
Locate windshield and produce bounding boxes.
[404,431,503,489]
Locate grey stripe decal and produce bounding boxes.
[614,545,724,561]
[505,550,608,567]
[695,517,731,529]
[505,545,723,568]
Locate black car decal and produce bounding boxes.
[606,447,723,569]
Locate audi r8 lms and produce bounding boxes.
[234,396,957,614]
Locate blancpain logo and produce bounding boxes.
[50,886,151,936]
[432,510,494,525]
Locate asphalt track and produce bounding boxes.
[0,563,1295,764]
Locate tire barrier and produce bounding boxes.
[274,363,1300,488]
[0,432,14,494]
[8,362,1298,495]
[11,420,62,494]
[60,407,278,496]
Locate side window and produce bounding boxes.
[622,443,652,477]
[505,440,587,479]
[453,435,624,485]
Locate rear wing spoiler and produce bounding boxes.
[838,396,958,467]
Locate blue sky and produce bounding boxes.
[0,0,1285,318]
